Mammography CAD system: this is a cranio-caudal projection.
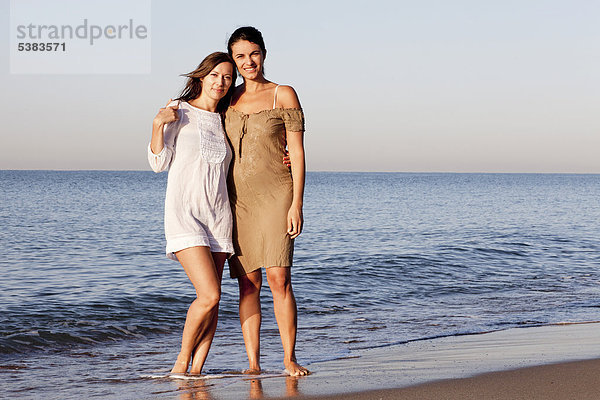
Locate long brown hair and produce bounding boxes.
[227,26,267,76]
[176,52,237,114]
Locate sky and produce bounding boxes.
[1,0,599,172]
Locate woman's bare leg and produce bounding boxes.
[266,266,309,376]
[237,269,263,373]
[188,252,227,374]
[171,246,222,374]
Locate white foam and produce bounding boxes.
[140,371,289,380]
[140,373,230,380]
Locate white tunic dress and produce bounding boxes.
[148,101,234,260]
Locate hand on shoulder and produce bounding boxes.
[154,99,180,126]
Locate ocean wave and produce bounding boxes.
[0,295,190,355]
[0,322,170,355]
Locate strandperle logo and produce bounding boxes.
[10,0,151,74]
[15,19,148,45]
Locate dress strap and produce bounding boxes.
[272,85,280,109]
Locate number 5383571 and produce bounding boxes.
[18,42,66,51]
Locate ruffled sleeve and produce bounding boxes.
[147,141,173,173]
[280,108,305,132]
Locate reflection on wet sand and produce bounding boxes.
[172,374,304,399]
[285,376,300,397]
[177,379,215,400]
[247,375,302,399]
[248,378,263,399]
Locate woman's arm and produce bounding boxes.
[278,86,305,239]
[287,130,305,238]
[148,100,179,173]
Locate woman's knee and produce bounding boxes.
[196,289,221,310]
[238,271,262,298]
[266,267,292,296]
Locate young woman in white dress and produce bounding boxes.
[148,52,236,375]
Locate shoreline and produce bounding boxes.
[3,322,599,399]
[295,357,600,400]
[195,321,600,399]
[294,322,600,398]
[291,321,600,399]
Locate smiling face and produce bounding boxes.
[201,62,234,101]
[230,40,265,81]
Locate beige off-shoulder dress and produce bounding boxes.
[225,91,305,278]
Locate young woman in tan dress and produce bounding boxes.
[225,26,309,376]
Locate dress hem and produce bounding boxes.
[228,262,293,279]
[166,236,234,261]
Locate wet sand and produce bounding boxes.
[295,358,600,400]
[194,322,600,399]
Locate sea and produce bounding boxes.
[1,171,599,399]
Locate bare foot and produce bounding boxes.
[242,368,262,375]
[171,355,190,374]
[284,360,310,376]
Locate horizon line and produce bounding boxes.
[1,169,599,175]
